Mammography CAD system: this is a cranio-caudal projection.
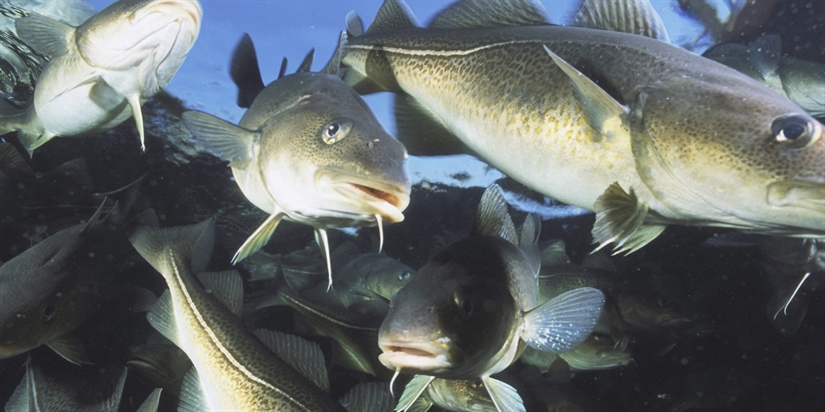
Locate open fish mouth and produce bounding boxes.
[378,339,455,373]
[323,172,411,223]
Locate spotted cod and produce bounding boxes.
[183,34,411,286]
[0,0,202,155]
[338,0,825,254]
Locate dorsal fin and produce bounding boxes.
[230,33,265,109]
[366,0,419,33]
[295,49,315,73]
[196,270,244,316]
[430,0,549,29]
[252,329,330,392]
[572,0,670,42]
[277,57,288,79]
[473,184,518,245]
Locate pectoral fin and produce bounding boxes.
[396,374,435,411]
[522,287,605,353]
[481,376,525,412]
[181,111,258,169]
[46,333,92,365]
[232,213,283,264]
[543,45,630,141]
[592,182,666,254]
[15,13,75,57]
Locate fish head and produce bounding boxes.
[75,0,202,93]
[360,254,416,300]
[253,73,411,228]
[377,237,518,379]
[615,290,694,331]
[634,67,825,236]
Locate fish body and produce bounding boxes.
[0,201,131,365]
[341,0,825,253]
[0,0,202,154]
[129,219,346,411]
[704,35,825,118]
[183,34,411,282]
[378,185,604,411]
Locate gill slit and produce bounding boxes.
[168,250,310,411]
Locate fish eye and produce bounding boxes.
[41,303,57,321]
[397,271,412,282]
[771,114,817,149]
[452,287,473,319]
[656,297,670,308]
[321,119,353,144]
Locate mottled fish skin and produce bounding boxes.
[129,220,346,411]
[0,0,202,154]
[341,0,825,253]
[183,35,411,275]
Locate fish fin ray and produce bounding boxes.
[243,250,280,281]
[367,0,420,33]
[394,94,469,156]
[232,213,282,264]
[396,374,435,411]
[519,213,542,276]
[592,182,665,254]
[539,240,571,267]
[522,287,605,352]
[340,382,394,412]
[146,290,181,347]
[296,48,315,73]
[252,329,330,392]
[15,13,75,57]
[5,367,29,412]
[196,270,244,316]
[572,0,670,42]
[407,396,434,412]
[346,11,364,37]
[322,31,347,76]
[473,184,518,245]
[543,45,629,140]
[430,0,549,29]
[0,143,34,176]
[45,157,93,190]
[129,218,215,275]
[230,33,266,108]
[580,250,618,271]
[482,376,526,412]
[126,94,145,150]
[181,111,258,168]
[178,368,208,412]
[47,334,92,365]
[136,388,163,412]
[749,34,781,81]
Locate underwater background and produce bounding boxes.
[1,0,824,411]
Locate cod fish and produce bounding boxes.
[5,354,127,412]
[378,185,605,412]
[182,34,411,286]
[704,35,825,119]
[339,0,825,254]
[0,199,138,365]
[129,219,348,411]
[0,0,202,155]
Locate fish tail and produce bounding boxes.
[129,219,216,280]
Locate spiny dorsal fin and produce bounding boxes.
[473,184,518,245]
[572,0,670,42]
[230,33,265,109]
[430,0,549,29]
[296,49,315,73]
[366,0,419,33]
[321,32,347,76]
[196,270,244,316]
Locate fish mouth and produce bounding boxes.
[378,339,456,373]
[767,181,825,212]
[140,0,203,25]
[320,171,411,223]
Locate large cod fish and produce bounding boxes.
[0,0,202,155]
[339,0,825,254]
[183,34,410,285]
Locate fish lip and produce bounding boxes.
[767,180,825,213]
[319,170,411,223]
[377,339,455,373]
[139,0,203,25]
